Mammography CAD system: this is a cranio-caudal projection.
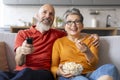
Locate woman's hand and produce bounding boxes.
[57,64,73,78]
[75,39,88,53]
[75,38,94,61]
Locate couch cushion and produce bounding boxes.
[0,32,16,71]
[0,42,9,71]
[98,36,120,73]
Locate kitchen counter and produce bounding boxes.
[57,27,118,36]
[10,26,30,33]
[82,27,117,36]
[10,26,118,36]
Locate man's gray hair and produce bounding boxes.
[63,8,84,23]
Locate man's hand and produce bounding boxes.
[79,33,99,48]
[89,34,99,48]
[15,40,34,66]
[20,40,34,55]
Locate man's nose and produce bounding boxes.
[45,13,50,18]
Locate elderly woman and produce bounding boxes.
[51,8,120,80]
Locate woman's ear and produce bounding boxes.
[81,24,84,29]
[63,22,66,27]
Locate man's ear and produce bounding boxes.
[32,13,39,25]
[34,13,39,20]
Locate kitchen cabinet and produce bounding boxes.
[3,0,18,4]
[19,0,40,5]
[40,0,92,6]
[40,0,72,5]
[72,0,120,6]
[3,0,120,6]
[72,0,93,5]
[3,0,40,5]
[93,0,120,5]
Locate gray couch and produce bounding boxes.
[0,32,120,74]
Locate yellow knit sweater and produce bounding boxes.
[51,35,99,79]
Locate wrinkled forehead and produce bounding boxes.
[39,4,55,15]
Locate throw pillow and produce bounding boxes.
[0,42,9,71]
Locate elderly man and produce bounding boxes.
[0,4,64,80]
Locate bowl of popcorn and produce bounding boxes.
[62,62,83,76]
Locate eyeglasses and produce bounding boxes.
[65,20,82,26]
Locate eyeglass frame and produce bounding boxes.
[65,20,82,26]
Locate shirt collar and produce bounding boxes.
[30,25,37,33]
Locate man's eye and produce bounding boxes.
[66,21,72,24]
[42,11,47,14]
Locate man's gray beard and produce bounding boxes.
[37,22,51,32]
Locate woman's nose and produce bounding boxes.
[71,22,76,26]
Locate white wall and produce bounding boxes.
[0,1,120,28]
[0,0,4,27]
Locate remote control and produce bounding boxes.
[26,37,33,44]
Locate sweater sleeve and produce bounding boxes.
[84,35,99,66]
[51,39,61,79]
[88,45,99,66]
